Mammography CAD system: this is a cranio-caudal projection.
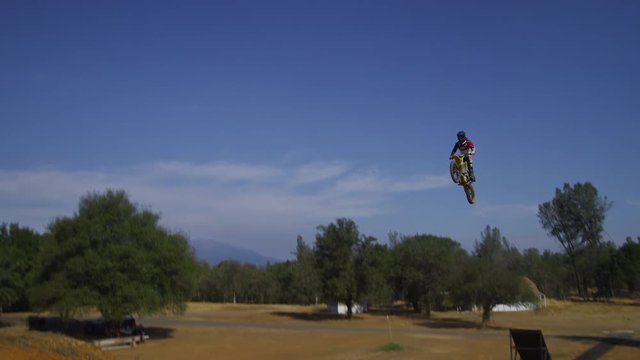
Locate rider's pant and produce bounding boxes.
[464,155,475,180]
[463,155,473,167]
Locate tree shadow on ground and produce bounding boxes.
[414,317,505,331]
[566,296,640,307]
[272,310,364,322]
[26,316,175,341]
[366,306,503,330]
[0,320,13,328]
[557,335,640,360]
[366,305,441,322]
[366,305,452,318]
[366,306,417,318]
[137,326,174,340]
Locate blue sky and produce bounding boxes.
[1,1,639,259]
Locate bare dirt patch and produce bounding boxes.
[2,300,639,359]
[115,300,640,359]
[0,326,112,360]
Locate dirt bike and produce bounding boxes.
[449,154,476,204]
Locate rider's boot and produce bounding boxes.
[468,165,476,182]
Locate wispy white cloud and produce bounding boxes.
[387,175,452,192]
[144,161,284,182]
[335,173,450,193]
[0,161,449,257]
[290,161,348,185]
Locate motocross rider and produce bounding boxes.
[450,130,476,182]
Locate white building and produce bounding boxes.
[326,302,365,314]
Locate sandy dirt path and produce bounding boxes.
[108,302,640,360]
[2,301,639,359]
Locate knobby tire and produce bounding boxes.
[464,184,476,204]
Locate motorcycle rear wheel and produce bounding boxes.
[463,184,476,204]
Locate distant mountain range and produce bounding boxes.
[191,239,282,266]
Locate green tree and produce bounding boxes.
[214,260,244,303]
[314,218,360,318]
[1,223,41,313]
[0,240,17,313]
[354,236,393,307]
[588,241,622,298]
[207,261,276,304]
[266,261,296,303]
[237,263,258,303]
[1,225,22,312]
[290,236,321,305]
[541,250,572,298]
[617,237,640,293]
[452,226,534,327]
[29,189,198,327]
[249,265,272,304]
[194,260,215,302]
[538,182,612,298]
[520,248,571,299]
[393,234,465,317]
[519,248,544,290]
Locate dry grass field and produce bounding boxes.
[1,299,639,359]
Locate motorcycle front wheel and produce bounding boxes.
[463,184,476,204]
[449,161,460,184]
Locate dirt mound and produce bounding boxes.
[0,327,112,360]
[522,276,542,297]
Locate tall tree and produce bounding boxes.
[194,260,215,302]
[29,190,198,327]
[0,237,17,313]
[214,260,244,303]
[393,234,465,317]
[291,236,321,305]
[266,261,296,304]
[452,226,534,327]
[520,248,571,299]
[588,241,622,297]
[354,236,393,307]
[617,237,640,293]
[0,223,41,313]
[314,218,360,318]
[538,182,611,297]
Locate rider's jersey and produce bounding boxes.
[451,139,475,158]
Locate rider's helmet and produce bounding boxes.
[457,130,466,141]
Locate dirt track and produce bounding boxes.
[2,301,639,359]
[113,302,640,360]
